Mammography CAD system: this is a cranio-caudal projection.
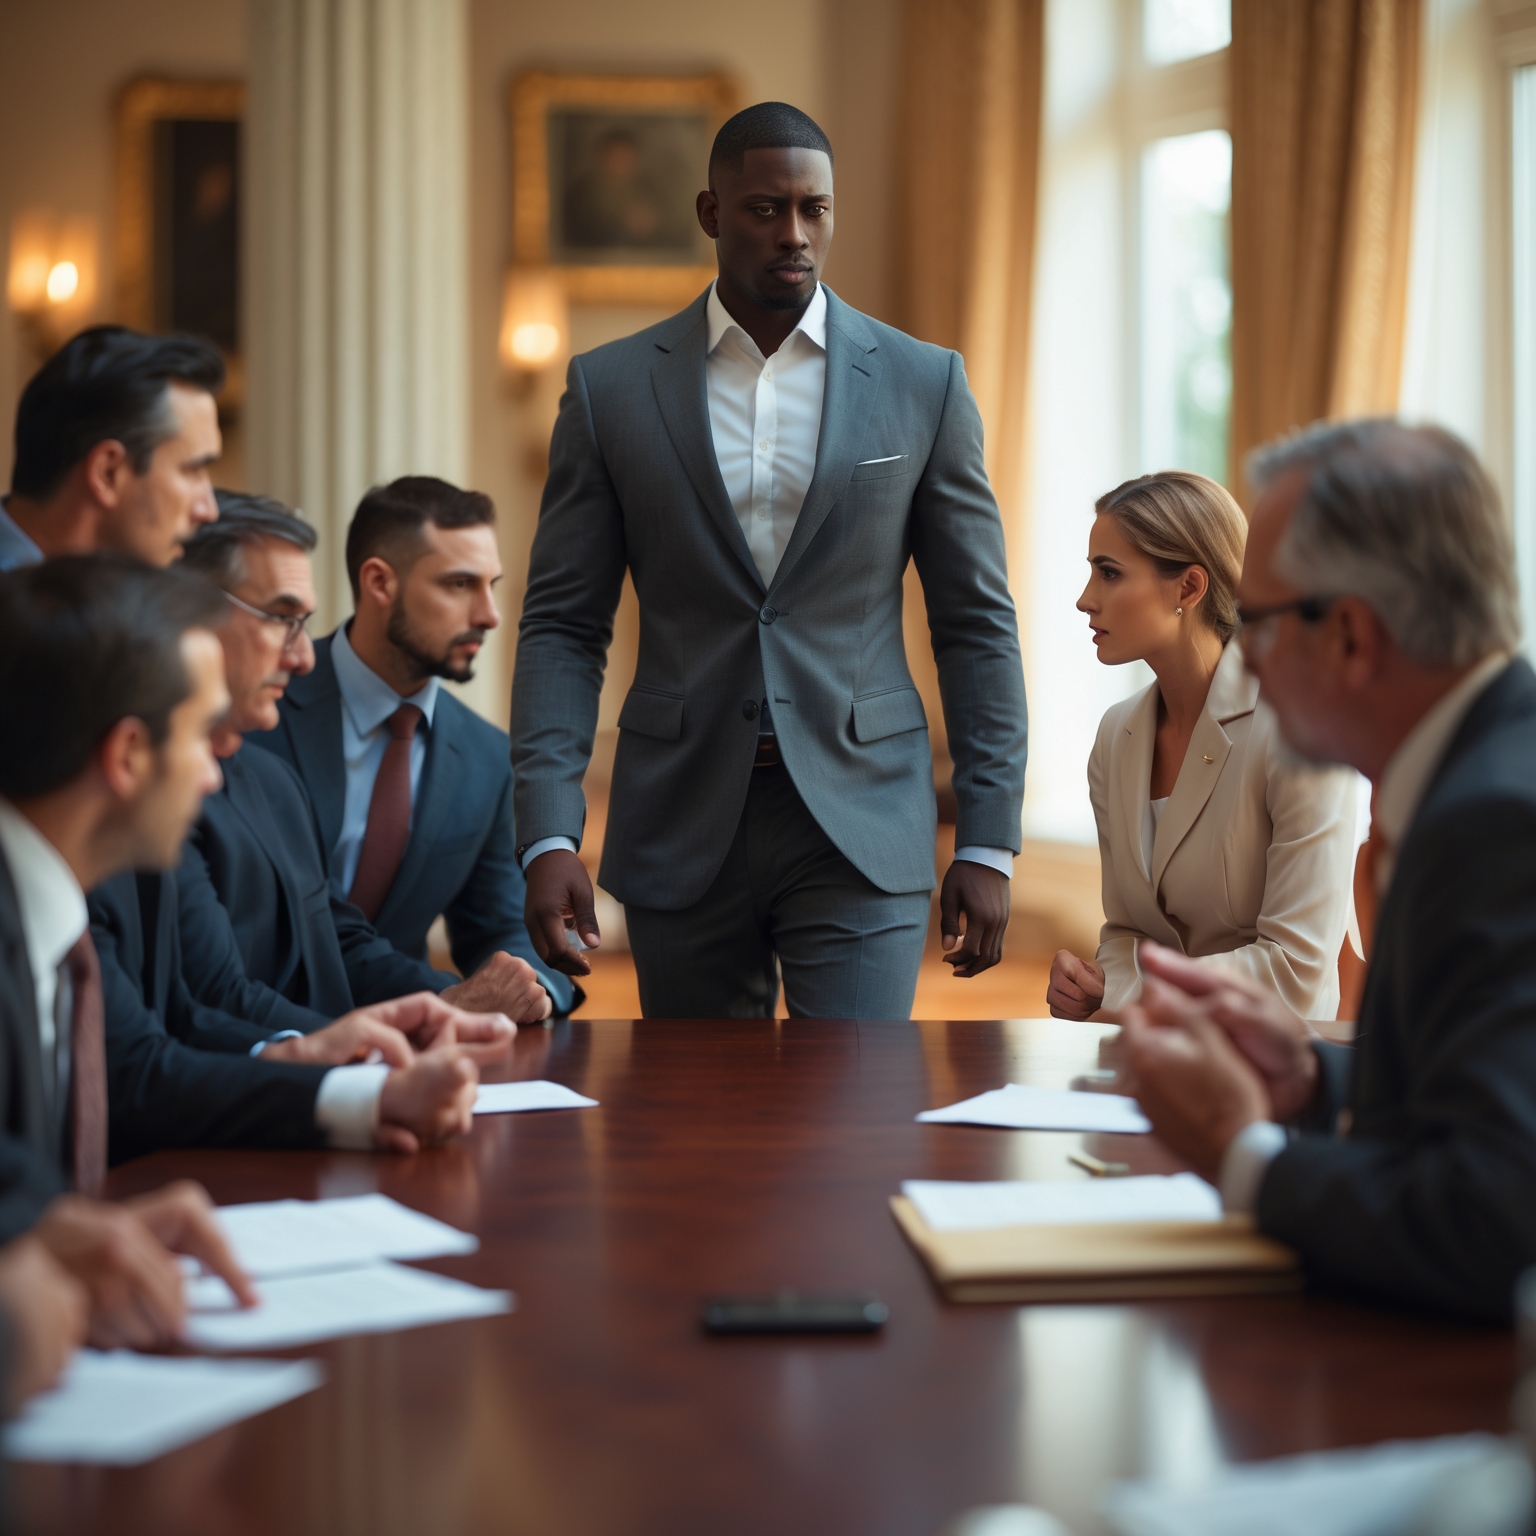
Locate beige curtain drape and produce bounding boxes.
[1230,0,1422,484]
[892,0,1044,798]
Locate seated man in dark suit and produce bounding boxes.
[0,555,257,1347]
[172,494,551,1036]
[246,477,576,1014]
[1119,419,1536,1323]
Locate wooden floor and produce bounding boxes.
[573,944,1052,1020]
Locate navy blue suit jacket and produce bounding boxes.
[248,631,575,1014]
[1259,659,1536,1322]
[88,871,329,1164]
[178,744,454,1020]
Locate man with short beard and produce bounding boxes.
[248,478,575,1014]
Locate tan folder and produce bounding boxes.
[890,1196,1303,1303]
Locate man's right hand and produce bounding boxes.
[375,1045,479,1154]
[1047,950,1106,1020]
[1137,942,1320,1121]
[0,1234,88,1411]
[522,849,600,978]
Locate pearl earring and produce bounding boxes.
[1176,607,1183,616]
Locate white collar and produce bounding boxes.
[705,279,827,361]
[1374,650,1512,847]
[0,797,87,991]
[332,620,440,740]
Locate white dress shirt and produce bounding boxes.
[522,281,1011,879]
[0,797,86,1122]
[1219,652,1515,1214]
[329,621,440,897]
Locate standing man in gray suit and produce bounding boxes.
[510,102,1028,1019]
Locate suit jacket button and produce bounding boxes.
[759,605,777,624]
[742,700,759,720]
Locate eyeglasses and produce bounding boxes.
[224,589,313,648]
[1235,595,1333,659]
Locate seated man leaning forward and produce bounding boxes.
[1120,419,1536,1323]
[246,477,576,1015]
[173,493,551,1029]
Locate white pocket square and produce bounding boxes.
[855,455,905,466]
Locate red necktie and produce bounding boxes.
[63,931,106,1195]
[348,703,422,921]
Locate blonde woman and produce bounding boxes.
[1047,470,1357,1022]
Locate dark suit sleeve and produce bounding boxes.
[907,350,1028,853]
[509,355,629,851]
[1258,793,1536,1322]
[328,893,456,1006]
[0,1138,63,1244]
[442,766,577,1014]
[91,893,329,1163]
[174,841,333,1037]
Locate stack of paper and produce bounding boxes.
[474,1079,599,1114]
[6,1351,323,1465]
[917,1082,1151,1134]
[189,1193,512,1351]
[1104,1433,1532,1536]
[891,1174,1298,1303]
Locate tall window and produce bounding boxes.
[1140,129,1232,481]
[1022,0,1231,846]
[1514,64,1536,646]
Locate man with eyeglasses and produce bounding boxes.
[148,497,551,1148]
[1118,419,1536,1324]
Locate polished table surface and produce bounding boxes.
[14,1019,1519,1536]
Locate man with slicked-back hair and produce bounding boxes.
[511,101,1028,1019]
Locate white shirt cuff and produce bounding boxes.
[953,845,1014,878]
[521,836,578,872]
[314,1063,391,1150]
[1218,1119,1288,1215]
[250,1030,303,1058]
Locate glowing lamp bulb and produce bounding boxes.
[509,321,560,367]
[45,261,79,303]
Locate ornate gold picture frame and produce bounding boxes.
[509,71,738,306]
[115,77,245,396]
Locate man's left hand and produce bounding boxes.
[939,861,1010,977]
[1119,978,1271,1182]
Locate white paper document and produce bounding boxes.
[1104,1433,1531,1536]
[5,1350,322,1465]
[185,1260,513,1351]
[474,1079,599,1114]
[902,1173,1222,1232]
[214,1193,478,1278]
[917,1082,1152,1134]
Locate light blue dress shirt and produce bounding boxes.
[0,501,43,570]
[329,622,441,899]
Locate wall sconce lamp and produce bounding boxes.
[500,266,568,388]
[8,212,96,359]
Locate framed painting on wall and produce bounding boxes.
[509,71,738,306]
[115,78,245,400]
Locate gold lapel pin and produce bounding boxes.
[1202,754,1214,763]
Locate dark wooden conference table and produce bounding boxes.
[13,1018,1519,1536]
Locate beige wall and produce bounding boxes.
[0,0,248,490]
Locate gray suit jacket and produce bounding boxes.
[510,286,1028,910]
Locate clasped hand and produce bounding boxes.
[1116,943,1321,1182]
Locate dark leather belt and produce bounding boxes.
[753,737,783,768]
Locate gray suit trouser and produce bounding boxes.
[624,764,930,1020]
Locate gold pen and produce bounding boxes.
[1070,1150,1132,1178]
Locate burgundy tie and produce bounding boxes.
[348,703,422,921]
[63,931,107,1196]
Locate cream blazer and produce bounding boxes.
[1088,642,1357,1019]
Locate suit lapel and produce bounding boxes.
[650,301,765,594]
[280,637,346,858]
[1151,645,1256,892]
[769,297,882,594]
[1118,686,1159,886]
[378,710,460,928]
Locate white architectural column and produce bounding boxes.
[245,0,469,629]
